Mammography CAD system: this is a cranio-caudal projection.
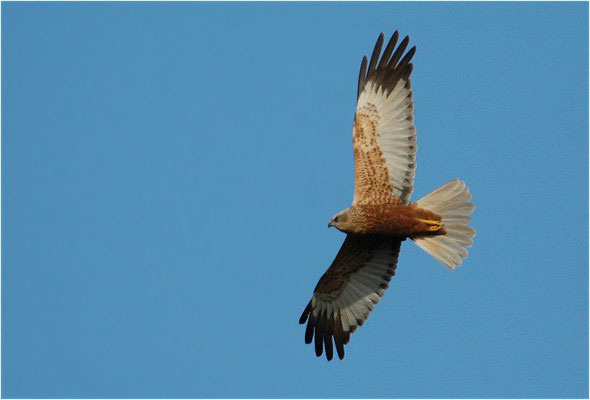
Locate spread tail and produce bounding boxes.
[412,179,475,269]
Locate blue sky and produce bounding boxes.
[2,2,588,398]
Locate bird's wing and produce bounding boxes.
[299,234,402,360]
[352,31,417,206]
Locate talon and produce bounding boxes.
[416,218,443,232]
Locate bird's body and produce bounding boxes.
[299,30,476,361]
[330,203,445,237]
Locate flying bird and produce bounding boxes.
[299,31,476,361]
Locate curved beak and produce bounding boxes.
[328,220,334,228]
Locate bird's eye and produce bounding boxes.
[334,216,339,222]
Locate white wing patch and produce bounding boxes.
[356,80,417,204]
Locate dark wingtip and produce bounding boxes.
[357,55,368,99]
[324,319,334,361]
[388,35,410,68]
[314,325,324,357]
[367,33,385,75]
[343,330,350,345]
[335,339,345,360]
[324,335,334,361]
[305,318,314,344]
[398,46,417,71]
[299,303,310,324]
[378,31,400,70]
[358,30,416,99]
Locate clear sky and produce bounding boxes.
[2,2,588,398]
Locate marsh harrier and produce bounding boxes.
[299,31,476,361]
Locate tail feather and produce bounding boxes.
[412,179,475,269]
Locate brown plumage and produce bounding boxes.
[329,203,446,236]
[299,31,476,361]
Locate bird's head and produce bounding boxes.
[328,209,353,232]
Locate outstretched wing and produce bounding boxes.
[353,31,417,206]
[299,234,402,360]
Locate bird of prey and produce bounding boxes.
[299,31,476,361]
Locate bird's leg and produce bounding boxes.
[415,218,444,232]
